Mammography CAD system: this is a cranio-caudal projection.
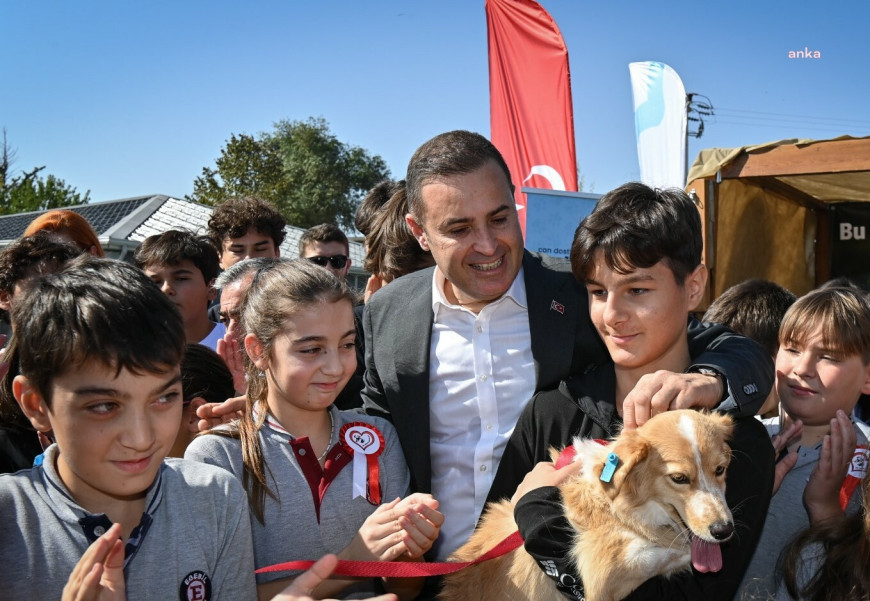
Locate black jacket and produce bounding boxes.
[497,350,774,600]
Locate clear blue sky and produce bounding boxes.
[3,0,869,202]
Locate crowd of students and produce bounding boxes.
[0,129,867,601]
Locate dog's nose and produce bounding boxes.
[709,521,734,541]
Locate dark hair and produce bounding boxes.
[210,260,355,522]
[362,181,434,281]
[0,230,85,430]
[405,130,514,222]
[570,182,702,285]
[0,232,84,298]
[4,256,185,406]
[355,179,405,236]
[0,238,86,426]
[207,196,287,250]
[133,229,220,284]
[779,286,870,363]
[298,223,349,257]
[703,279,797,357]
[820,276,864,291]
[778,474,870,601]
[181,344,235,406]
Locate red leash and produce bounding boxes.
[255,530,524,578]
[257,444,595,578]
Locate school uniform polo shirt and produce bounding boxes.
[739,418,869,599]
[0,445,256,601]
[185,405,410,586]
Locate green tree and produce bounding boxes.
[188,117,390,229]
[0,131,89,215]
[188,133,289,208]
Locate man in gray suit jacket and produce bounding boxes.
[360,130,771,564]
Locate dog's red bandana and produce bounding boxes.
[554,439,608,469]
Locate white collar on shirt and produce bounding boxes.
[430,266,527,318]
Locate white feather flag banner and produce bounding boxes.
[628,61,687,189]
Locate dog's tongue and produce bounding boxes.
[691,536,723,573]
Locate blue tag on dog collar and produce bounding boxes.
[600,453,619,483]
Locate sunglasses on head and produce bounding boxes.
[307,254,349,269]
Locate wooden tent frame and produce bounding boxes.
[686,137,870,304]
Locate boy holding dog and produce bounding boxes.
[489,182,775,600]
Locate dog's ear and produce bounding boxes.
[708,412,735,443]
[548,446,562,463]
[598,429,650,501]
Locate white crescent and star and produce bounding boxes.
[516,164,567,212]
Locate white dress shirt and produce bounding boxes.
[428,267,535,559]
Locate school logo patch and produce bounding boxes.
[180,570,211,601]
[849,446,869,479]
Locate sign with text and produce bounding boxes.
[830,202,870,289]
[523,187,600,258]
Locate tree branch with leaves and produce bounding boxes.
[0,130,89,215]
[188,117,389,229]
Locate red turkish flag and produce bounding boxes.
[486,0,578,234]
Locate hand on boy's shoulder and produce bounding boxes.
[622,370,724,429]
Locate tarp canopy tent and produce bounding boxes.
[686,135,870,305]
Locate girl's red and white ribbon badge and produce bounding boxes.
[340,422,384,505]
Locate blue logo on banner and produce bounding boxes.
[634,62,665,135]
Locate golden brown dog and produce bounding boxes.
[439,410,734,601]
